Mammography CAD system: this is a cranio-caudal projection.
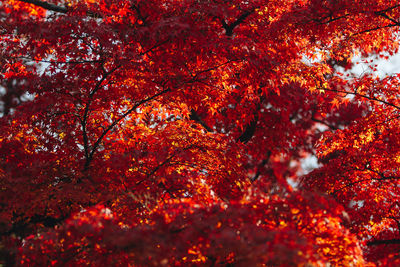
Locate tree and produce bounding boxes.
[1,0,400,265]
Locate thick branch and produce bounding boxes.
[237,93,265,144]
[376,12,399,25]
[221,9,254,36]
[18,0,102,18]
[367,239,400,246]
[1,213,66,238]
[18,0,67,13]
[237,112,258,143]
[131,4,148,25]
[189,109,213,132]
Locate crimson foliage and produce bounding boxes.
[2,0,400,265]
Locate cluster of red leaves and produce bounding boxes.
[2,0,400,265]
[19,191,363,266]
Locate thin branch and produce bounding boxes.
[147,145,194,179]
[81,65,120,171]
[365,166,400,181]
[331,178,372,195]
[140,38,171,57]
[311,116,338,130]
[13,56,103,65]
[351,23,398,37]
[323,87,400,110]
[185,60,238,83]
[375,4,400,15]
[134,145,194,198]
[80,40,170,172]
[330,166,400,195]
[85,88,171,169]
[311,14,350,25]
[251,151,271,183]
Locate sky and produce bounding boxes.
[352,52,400,77]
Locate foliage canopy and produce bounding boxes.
[2,0,400,265]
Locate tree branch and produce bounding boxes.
[81,65,119,171]
[351,23,398,37]
[84,88,171,170]
[18,0,103,18]
[376,12,399,25]
[311,115,338,130]
[367,239,400,246]
[330,165,400,196]
[375,4,400,15]
[221,9,254,36]
[18,0,68,13]
[322,87,400,111]
[251,151,271,182]
[189,109,213,132]
[237,114,258,143]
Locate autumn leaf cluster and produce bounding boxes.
[2,0,400,266]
